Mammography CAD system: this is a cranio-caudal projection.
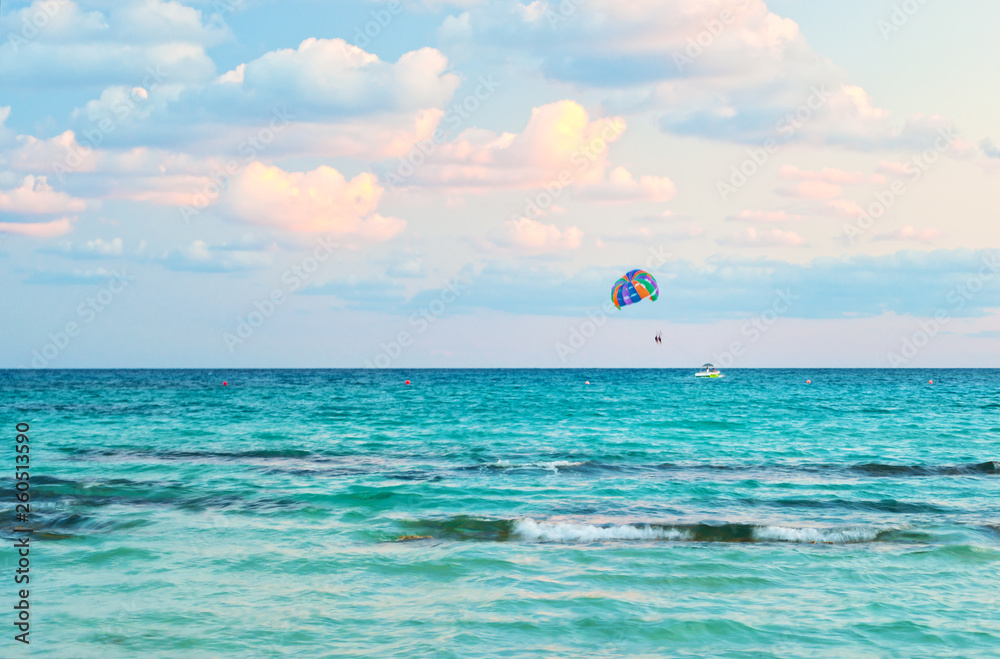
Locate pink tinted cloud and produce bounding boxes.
[492,217,584,254]
[0,176,86,214]
[399,101,631,191]
[777,165,884,200]
[603,223,703,243]
[575,166,676,204]
[825,199,864,217]
[779,165,867,184]
[727,210,802,223]
[873,226,942,243]
[717,226,805,247]
[0,217,74,237]
[875,161,915,176]
[221,162,405,240]
[779,180,844,199]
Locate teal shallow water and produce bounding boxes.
[2,369,999,657]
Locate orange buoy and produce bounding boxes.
[806,380,811,384]
[585,380,590,385]
[929,380,933,384]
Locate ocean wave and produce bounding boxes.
[749,524,883,544]
[514,518,691,542]
[58,447,1000,480]
[480,459,591,473]
[756,497,950,514]
[464,460,1000,479]
[514,520,894,544]
[0,509,152,541]
[399,516,908,545]
[0,473,302,528]
[60,446,319,461]
[850,461,999,476]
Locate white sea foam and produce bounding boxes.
[513,518,690,543]
[512,519,893,544]
[751,525,883,544]
[535,460,585,471]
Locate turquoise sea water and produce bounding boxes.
[2,369,999,658]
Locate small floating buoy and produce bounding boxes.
[585,380,590,385]
[223,381,227,386]
[929,380,933,384]
[405,380,410,385]
[806,380,811,384]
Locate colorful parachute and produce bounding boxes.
[612,269,659,310]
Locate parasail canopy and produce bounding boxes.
[612,269,659,310]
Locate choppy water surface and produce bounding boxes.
[2,369,999,657]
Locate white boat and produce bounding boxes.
[695,363,724,378]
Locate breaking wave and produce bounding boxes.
[397,516,913,544]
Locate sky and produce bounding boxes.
[1,0,999,368]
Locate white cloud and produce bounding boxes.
[83,237,123,255]
[0,106,12,145]
[0,0,228,86]
[437,12,473,40]
[22,266,117,284]
[450,0,957,149]
[514,2,548,23]
[386,257,426,279]
[200,39,460,119]
[42,237,124,259]
[158,239,275,272]
[50,39,462,159]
